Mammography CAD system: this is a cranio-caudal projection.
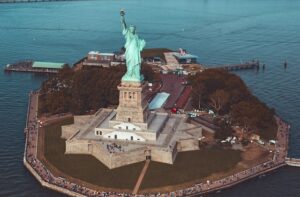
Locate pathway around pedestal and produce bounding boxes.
[132,159,150,195]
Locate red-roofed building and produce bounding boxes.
[160,74,186,109]
[175,86,192,109]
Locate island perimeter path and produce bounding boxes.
[23,91,294,197]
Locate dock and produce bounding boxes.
[285,158,300,167]
[4,60,66,74]
[210,60,260,71]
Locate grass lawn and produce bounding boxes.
[42,118,241,192]
[43,118,144,190]
[140,147,241,190]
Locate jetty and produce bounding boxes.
[211,60,260,71]
[4,61,66,74]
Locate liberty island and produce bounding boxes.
[61,10,201,169]
[20,9,298,197]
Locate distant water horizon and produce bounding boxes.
[0,0,300,196]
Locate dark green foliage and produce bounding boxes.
[215,120,235,140]
[230,99,277,140]
[39,64,159,115]
[189,69,251,114]
[189,69,277,140]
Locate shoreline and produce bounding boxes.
[184,164,286,197]
[23,91,85,197]
[23,91,292,197]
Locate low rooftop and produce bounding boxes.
[149,92,170,110]
[32,61,65,69]
[173,53,198,60]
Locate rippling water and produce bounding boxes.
[0,0,299,196]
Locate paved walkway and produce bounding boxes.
[132,160,150,195]
[164,52,179,70]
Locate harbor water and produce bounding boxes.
[0,0,299,196]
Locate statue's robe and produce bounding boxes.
[122,28,146,82]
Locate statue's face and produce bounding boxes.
[129,26,136,34]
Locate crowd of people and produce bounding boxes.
[24,91,289,197]
[106,143,124,153]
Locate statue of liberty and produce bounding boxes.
[120,10,146,82]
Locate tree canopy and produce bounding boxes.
[39,64,159,115]
[189,69,277,140]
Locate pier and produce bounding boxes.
[285,158,300,167]
[211,60,260,71]
[4,61,66,74]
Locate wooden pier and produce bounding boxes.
[285,158,300,167]
[0,0,77,3]
[211,60,260,71]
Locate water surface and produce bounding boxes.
[0,0,299,196]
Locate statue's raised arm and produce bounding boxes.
[120,9,127,31]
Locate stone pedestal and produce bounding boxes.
[116,80,149,124]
